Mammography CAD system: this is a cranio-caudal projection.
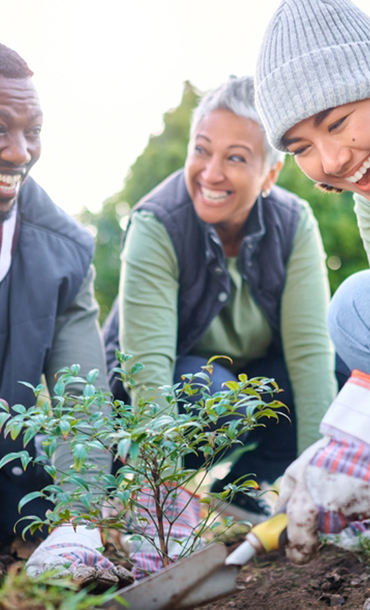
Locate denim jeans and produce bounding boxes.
[328,269,370,375]
[174,351,297,485]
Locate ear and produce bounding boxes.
[262,161,284,193]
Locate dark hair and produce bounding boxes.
[315,182,344,194]
[0,43,33,79]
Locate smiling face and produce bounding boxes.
[283,99,370,198]
[185,109,278,240]
[0,75,42,221]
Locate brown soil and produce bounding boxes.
[197,544,370,610]
[2,539,370,609]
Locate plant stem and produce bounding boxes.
[152,461,168,567]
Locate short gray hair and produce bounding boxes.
[190,76,285,168]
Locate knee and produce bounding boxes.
[174,355,237,393]
[328,270,370,373]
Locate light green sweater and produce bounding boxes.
[119,197,337,455]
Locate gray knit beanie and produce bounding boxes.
[255,0,370,152]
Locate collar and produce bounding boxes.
[0,202,18,283]
[197,193,267,263]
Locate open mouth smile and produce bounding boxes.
[200,186,232,203]
[346,155,370,185]
[0,173,22,191]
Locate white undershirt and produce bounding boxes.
[0,203,17,283]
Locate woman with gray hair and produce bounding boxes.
[104,75,337,524]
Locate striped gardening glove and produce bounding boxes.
[26,524,134,588]
[275,370,370,564]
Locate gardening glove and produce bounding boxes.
[276,370,370,565]
[26,524,134,588]
[122,485,203,579]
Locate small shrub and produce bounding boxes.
[0,353,288,574]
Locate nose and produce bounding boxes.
[0,134,32,166]
[319,142,351,176]
[201,156,225,183]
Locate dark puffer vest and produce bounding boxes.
[0,177,94,410]
[104,169,301,391]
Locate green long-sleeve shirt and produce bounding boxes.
[49,265,112,500]
[119,197,337,455]
[354,193,370,263]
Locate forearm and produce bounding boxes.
[281,203,337,453]
[45,266,111,506]
[119,212,179,409]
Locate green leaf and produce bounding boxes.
[44,464,57,479]
[20,453,32,470]
[11,405,26,414]
[53,380,65,396]
[116,490,130,504]
[83,384,95,398]
[23,427,38,448]
[59,419,71,438]
[223,381,240,391]
[43,438,57,458]
[86,368,99,383]
[68,475,89,491]
[73,443,88,471]
[18,381,36,392]
[117,438,131,461]
[80,492,92,510]
[0,400,9,412]
[131,362,144,375]
[0,412,10,431]
[259,409,279,420]
[0,452,26,470]
[129,441,140,462]
[18,491,44,512]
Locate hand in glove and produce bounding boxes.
[26,524,134,588]
[276,370,370,565]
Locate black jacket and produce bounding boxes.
[104,169,301,393]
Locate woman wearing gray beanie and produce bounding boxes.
[255,0,370,566]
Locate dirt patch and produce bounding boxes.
[1,539,370,609]
[197,544,370,610]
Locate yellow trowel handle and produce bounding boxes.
[251,511,288,552]
[225,511,288,566]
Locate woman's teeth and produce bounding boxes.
[346,156,370,183]
[201,187,231,201]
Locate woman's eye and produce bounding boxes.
[229,154,246,163]
[195,145,207,154]
[328,116,348,132]
[291,145,309,156]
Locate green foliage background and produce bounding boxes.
[79,82,368,323]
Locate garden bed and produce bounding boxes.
[1,539,370,609]
[197,544,370,610]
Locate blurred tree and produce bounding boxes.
[79,81,368,322]
[278,156,368,293]
[78,81,200,323]
[121,80,200,206]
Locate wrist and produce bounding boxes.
[320,370,370,445]
[39,524,102,550]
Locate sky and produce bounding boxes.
[1,0,370,217]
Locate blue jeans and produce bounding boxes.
[174,351,297,484]
[328,270,370,375]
